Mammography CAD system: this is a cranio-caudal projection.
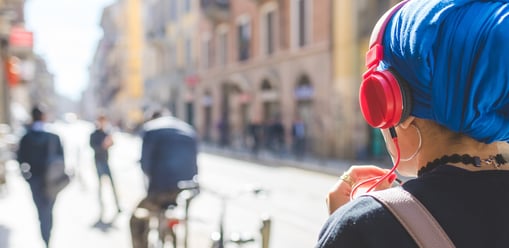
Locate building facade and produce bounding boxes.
[86,0,401,160]
[195,0,336,156]
[86,0,144,130]
[85,2,125,124]
[331,0,399,159]
[0,0,55,128]
[142,0,200,126]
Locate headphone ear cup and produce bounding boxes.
[390,69,412,124]
[359,70,411,129]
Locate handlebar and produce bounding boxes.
[203,184,269,200]
[178,179,200,191]
[177,178,201,202]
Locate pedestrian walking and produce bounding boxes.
[247,119,263,157]
[130,109,198,248]
[89,114,121,223]
[270,115,285,155]
[16,105,64,247]
[291,117,306,158]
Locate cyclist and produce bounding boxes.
[130,108,199,248]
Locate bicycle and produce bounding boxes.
[135,179,200,248]
[206,185,272,248]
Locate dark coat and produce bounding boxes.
[17,126,64,182]
[141,116,198,193]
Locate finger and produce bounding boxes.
[326,180,351,214]
[349,166,392,182]
[374,173,398,191]
[327,175,356,213]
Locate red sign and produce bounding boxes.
[185,75,200,87]
[238,93,251,103]
[5,56,20,87]
[9,27,33,48]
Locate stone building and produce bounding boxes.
[193,0,400,159]
[85,0,144,130]
[195,0,335,156]
[86,2,125,124]
[0,0,52,127]
[142,0,200,126]
[86,0,402,160]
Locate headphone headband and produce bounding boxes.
[359,0,412,129]
[365,0,409,72]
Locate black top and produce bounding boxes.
[90,129,109,162]
[317,165,509,248]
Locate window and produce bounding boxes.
[208,38,214,68]
[297,0,307,47]
[169,44,176,68]
[202,36,213,69]
[292,0,311,48]
[170,0,178,21]
[237,20,251,61]
[202,38,209,69]
[265,10,275,55]
[184,0,192,13]
[185,38,192,66]
[218,31,228,66]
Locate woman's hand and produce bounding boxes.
[326,165,397,215]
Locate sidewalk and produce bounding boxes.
[0,131,213,248]
[0,130,145,248]
[200,143,392,176]
[0,159,136,248]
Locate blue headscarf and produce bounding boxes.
[381,0,509,143]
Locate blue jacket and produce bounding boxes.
[141,116,198,193]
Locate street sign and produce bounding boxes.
[9,26,33,49]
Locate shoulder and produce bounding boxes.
[321,196,387,233]
[49,132,61,139]
[43,131,61,142]
[90,129,103,138]
[144,117,195,135]
[317,196,405,247]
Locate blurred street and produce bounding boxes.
[0,120,346,248]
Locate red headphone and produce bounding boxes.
[359,0,411,129]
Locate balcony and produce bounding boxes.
[201,0,230,22]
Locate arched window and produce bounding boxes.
[261,79,272,90]
[294,75,313,100]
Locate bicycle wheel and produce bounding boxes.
[210,233,224,248]
[147,215,163,248]
[210,240,221,248]
[162,229,177,248]
[147,230,163,248]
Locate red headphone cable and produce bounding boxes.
[350,127,401,199]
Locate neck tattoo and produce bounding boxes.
[418,154,507,177]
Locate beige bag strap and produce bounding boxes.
[366,187,455,248]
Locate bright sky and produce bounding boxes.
[25,0,115,101]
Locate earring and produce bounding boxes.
[400,124,422,162]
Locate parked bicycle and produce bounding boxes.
[206,185,272,248]
[134,179,200,248]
